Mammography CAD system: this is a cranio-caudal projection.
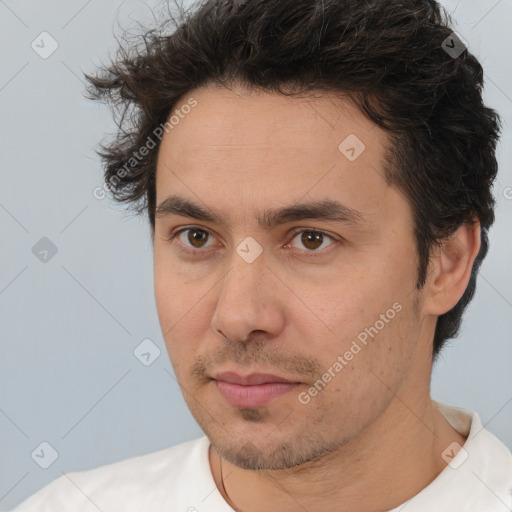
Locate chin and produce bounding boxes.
[207,420,340,471]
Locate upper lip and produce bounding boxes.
[213,371,298,385]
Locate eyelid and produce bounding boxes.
[169,225,340,255]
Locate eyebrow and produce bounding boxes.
[154,194,371,230]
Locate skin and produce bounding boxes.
[152,83,480,511]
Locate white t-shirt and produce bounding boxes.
[11,400,512,512]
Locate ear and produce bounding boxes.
[423,219,481,316]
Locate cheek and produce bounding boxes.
[154,261,175,332]
[154,249,196,328]
[299,251,417,377]
[154,260,215,370]
[305,299,419,428]
[308,272,403,343]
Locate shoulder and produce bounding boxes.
[11,436,212,512]
[465,414,512,506]
[410,401,512,511]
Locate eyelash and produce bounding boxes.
[167,226,340,258]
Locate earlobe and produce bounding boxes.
[423,219,481,316]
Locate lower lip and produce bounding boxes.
[214,380,300,408]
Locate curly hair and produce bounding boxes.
[84,0,501,361]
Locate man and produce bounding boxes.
[12,0,512,510]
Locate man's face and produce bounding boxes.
[153,84,429,470]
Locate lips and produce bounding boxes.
[212,371,301,408]
[213,371,297,385]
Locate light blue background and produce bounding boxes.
[1,0,511,509]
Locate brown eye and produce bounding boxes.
[288,230,335,252]
[301,231,324,250]
[176,228,214,250]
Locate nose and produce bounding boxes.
[210,248,286,344]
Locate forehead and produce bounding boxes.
[154,84,406,232]
[161,84,380,152]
